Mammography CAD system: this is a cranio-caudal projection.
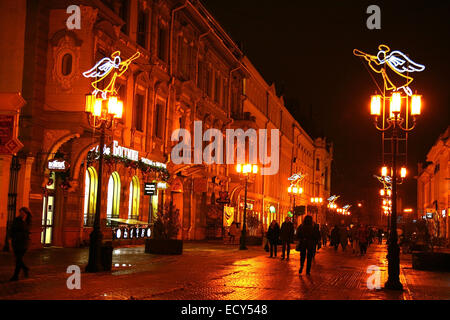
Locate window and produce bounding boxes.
[61,53,72,76]
[324,166,329,191]
[206,68,212,97]
[214,74,221,104]
[154,101,165,139]
[106,172,121,224]
[83,167,98,227]
[178,38,191,80]
[316,158,320,171]
[136,5,148,48]
[128,176,140,220]
[119,0,129,35]
[157,24,168,62]
[197,60,204,89]
[133,93,144,132]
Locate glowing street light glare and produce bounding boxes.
[236,164,242,173]
[381,166,388,177]
[411,95,422,116]
[370,95,382,116]
[400,167,407,178]
[390,92,402,115]
[288,186,292,193]
[252,165,259,174]
[380,189,385,196]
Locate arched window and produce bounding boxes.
[107,172,121,223]
[83,167,98,227]
[128,176,140,220]
[61,53,73,76]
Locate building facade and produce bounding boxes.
[417,126,449,241]
[0,0,332,249]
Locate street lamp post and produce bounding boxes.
[288,185,303,225]
[370,92,422,291]
[85,94,123,273]
[236,164,258,251]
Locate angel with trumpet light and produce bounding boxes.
[353,45,425,96]
[83,51,141,99]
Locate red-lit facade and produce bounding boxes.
[0,0,332,249]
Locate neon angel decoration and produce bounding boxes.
[83,51,141,99]
[353,45,425,96]
[373,174,392,191]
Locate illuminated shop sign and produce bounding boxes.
[426,212,433,219]
[113,226,151,240]
[47,159,69,172]
[91,141,167,169]
[269,206,276,214]
[240,202,254,210]
[144,183,157,196]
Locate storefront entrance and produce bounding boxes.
[41,172,56,246]
[41,194,54,246]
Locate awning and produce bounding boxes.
[108,218,150,226]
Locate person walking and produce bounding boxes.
[9,207,32,281]
[377,228,383,244]
[312,222,321,257]
[357,224,370,255]
[320,224,329,247]
[330,225,340,251]
[297,216,321,275]
[339,223,349,252]
[349,224,359,254]
[266,220,280,258]
[280,216,294,260]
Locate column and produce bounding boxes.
[0,154,13,248]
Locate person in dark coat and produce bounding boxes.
[377,228,383,244]
[320,224,329,247]
[312,223,321,257]
[266,220,280,258]
[339,224,349,251]
[297,215,321,275]
[330,225,340,251]
[357,224,370,255]
[279,217,294,260]
[9,207,32,281]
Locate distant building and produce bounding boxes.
[0,0,332,249]
[417,126,449,241]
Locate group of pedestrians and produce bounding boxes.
[326,223,384,256]
[266,216,321,275]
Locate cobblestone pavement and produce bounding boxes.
[0,242,448,300]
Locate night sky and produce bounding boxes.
[202,0,450,214]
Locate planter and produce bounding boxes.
[412,252,450,272]
[145,239,183,255]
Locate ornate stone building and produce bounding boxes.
[417,126,449,241]
[0,0,332,249]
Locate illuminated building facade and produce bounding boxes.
[417,126,449,241]
[0,0,332,248]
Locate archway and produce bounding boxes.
[83,166,98,226]
[128,176,140,220]
[107,172,121,223]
